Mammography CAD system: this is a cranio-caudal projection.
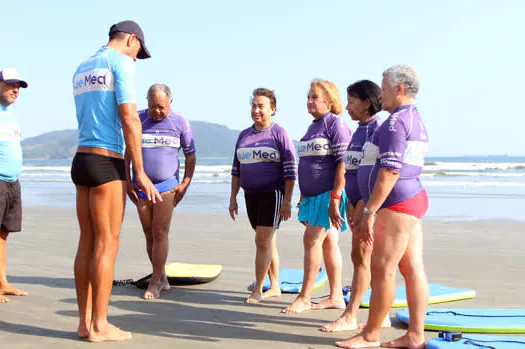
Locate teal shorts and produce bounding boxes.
[298,190,348,232]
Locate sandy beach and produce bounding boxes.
[2,206,524,348]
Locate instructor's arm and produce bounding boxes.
[124,150,139,205]
[119,103,161,203]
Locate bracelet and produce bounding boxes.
[363,206,377,216]
[330,191,341,200]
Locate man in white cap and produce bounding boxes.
[0,68,28,304]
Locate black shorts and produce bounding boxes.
[71,152,126,188]
[0,179,22,233]
[244,189,284,230]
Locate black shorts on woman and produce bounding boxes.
[244,188,284,230]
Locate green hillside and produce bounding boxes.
[22,121,241,159]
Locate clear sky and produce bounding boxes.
[3,0,524,156]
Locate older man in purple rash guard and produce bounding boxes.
[336,65,429,349]
[229,88,297,304]
[126,83,196,300]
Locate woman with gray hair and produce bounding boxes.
[336,65,429,349]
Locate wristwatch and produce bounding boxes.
[363,206,377,216]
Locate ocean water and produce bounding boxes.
[20,156,525,221]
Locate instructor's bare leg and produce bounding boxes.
[74,186,94,338]
[87,180,131,343]
[262,233,281,299]
[248,226,276,304]
[143,191,175,300]
[0,232,28,297]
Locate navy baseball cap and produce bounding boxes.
[109,20,151,59]
[0,68,28,88]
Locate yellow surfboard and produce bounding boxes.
[164,262,223,285]
[114,262,223,288]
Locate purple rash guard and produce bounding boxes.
[231,123,297,194]
[137,109,196,184]
[297,113,351,197]
[357,105,428,208]
[344,116,381,206]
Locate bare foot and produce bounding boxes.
[281,297,311,314]
[88,323,132,343]
[320,315,358,332]
[143,277,170,300]
[381,332,425,348]
[246,290,264,304]
[358,316,392,329]
[312,297,346,310]
[160,277,171,291]
[0,294,9,303]
[262,287,281,299]
[0,284,28,296]
[335,333,380,349]
[143,287,160,300]
[77,322,90,339]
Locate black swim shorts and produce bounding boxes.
[244,189,284,230]
[71,152,126,187]
[0,179,22,233]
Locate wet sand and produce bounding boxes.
[1,206,524,348]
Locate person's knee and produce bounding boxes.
[94,233,120,252]
[255,232,272,249]
[0,232,8,240]
[399,257,425,280]
[152,227,169,242]
[371,259,396,281]
[303,234,322,250]
[351,248,370,269]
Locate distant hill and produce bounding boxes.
[22,121,242,159]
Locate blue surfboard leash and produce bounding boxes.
[427,310,525,318]
[462,337,525,348]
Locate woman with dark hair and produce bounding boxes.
[229,88,297,304]
[321,80,386,332]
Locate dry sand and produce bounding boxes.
[1,206,524,348]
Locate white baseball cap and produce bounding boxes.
[0,68,28,88]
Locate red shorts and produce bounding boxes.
[387,189,428,219]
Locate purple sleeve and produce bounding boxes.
[378,116,407,171]
[277,127,297,181]
[329,118,351,165]
[180,117,196,155]
[231,133,241,177]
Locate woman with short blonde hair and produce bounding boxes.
[282,79,351,314]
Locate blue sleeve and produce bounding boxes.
[110,51,136,105]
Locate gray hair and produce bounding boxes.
[383,65,420,98]
[147,83,172,100]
